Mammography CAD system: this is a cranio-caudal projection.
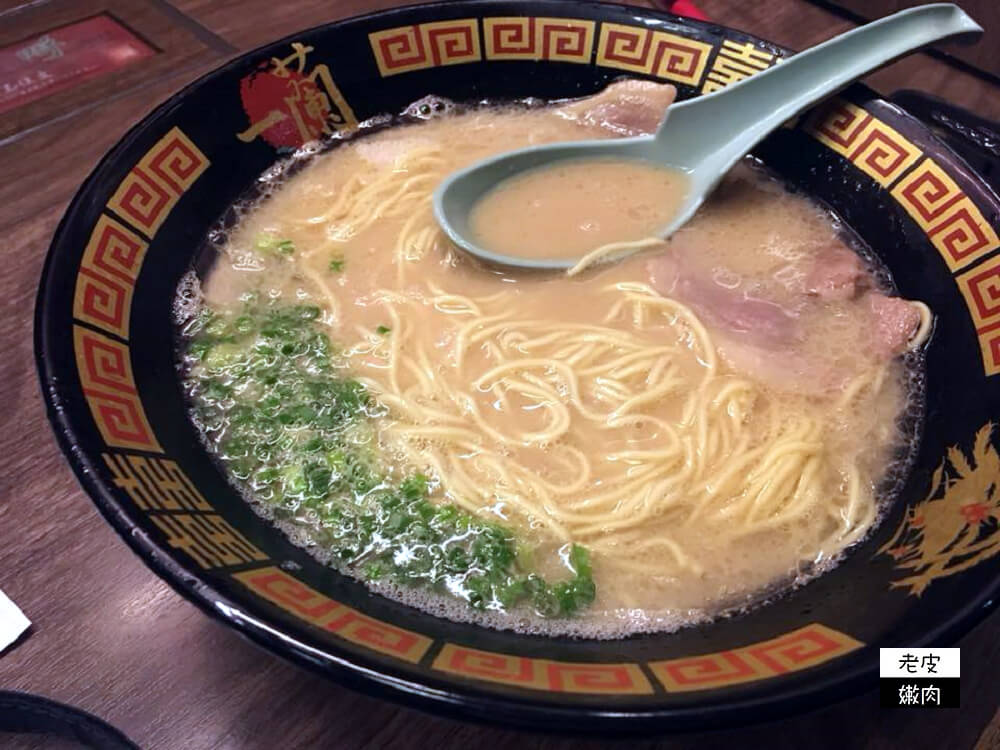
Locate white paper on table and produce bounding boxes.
[0,588,30,652]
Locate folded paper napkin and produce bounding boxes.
[0,589,30,652]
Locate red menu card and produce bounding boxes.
[0,15,155,116]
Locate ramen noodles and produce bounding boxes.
[176,81,928,637]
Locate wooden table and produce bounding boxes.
[1,1,997,747]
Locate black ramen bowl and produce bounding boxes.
[35,0,1000,733]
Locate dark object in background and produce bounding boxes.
[0,691,139,749]
[817,1,1000,79]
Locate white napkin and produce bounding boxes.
[0,588,30,652]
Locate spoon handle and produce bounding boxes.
[661,3,981,175]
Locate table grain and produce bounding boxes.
[0,1,997,748]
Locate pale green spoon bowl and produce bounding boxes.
[433,3,981,271]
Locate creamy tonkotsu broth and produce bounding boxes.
[177,82,926,637]
[470,159,689,260]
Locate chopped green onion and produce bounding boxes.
[255,233,277,251]
[255,233,295,256]
[184,300,595,617]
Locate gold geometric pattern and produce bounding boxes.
[957,252,1000,331]
[879,423,1000,594]
[845,119,921,187]
[804,97,921,187]
[233,567,432,663]
[803,97,921,187]
[72,127,209,451]
[369,19,481,77]
[595,22,711,87]
[648,624,863,692]
[433,644,653,694]
[974,324,1000,377]
[892,159,1000,273]
[73,214,147,340]
[107,127,209,237]
[804,98,871,154]
[483,17,595,63]
[891,158,963,225]
[805,96,1000,376]
[73,325,161,453]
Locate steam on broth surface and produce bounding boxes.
[178,81,927,637]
